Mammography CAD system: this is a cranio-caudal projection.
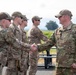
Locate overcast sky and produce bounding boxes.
[0,0,76,30]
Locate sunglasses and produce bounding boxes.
[22,19,27,22]
[24,19,27,21]
[6,19,11,22]
[35,20,40,21]
[58,16,63,19]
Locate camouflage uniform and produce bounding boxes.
[6,12,23,75]
[27,21,48,75]
[20,28,29,75]
[0,26,4,63]
[6,23,22,75]
[38,22,76,75]
[0,12,12,75]
[4,22,31,75]
[0,28,24,75]
[0,26,6,75]
[18,15,29,75]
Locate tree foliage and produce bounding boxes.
[45,20,58,30]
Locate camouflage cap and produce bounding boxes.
[12,11,23,18]
[0,12,11,20]
[55,9,73,18]
[32,16,42,21]
[22,15,28,21]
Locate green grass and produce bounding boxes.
[50,49,57,54]
[42,30,54,38]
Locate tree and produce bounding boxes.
[45,20,58,30]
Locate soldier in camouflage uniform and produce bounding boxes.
[6,11,23,75]
[0,12,11,75]
[27,16,49,75]
[18,15,29,75]
[37,9,76,75]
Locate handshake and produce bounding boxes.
[16,38,38,52]
[30,43,38,52]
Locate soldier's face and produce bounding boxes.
[34,19,40,25]
[58,15,65,24]
[21,20,27,28]
[5,19,11,28]
[18,17,23,25]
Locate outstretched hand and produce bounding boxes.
[30,43,38,52]
[71,63,76,68]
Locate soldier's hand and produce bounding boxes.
[71,63,76,68]
[30,43,37,52]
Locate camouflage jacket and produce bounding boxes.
[27,25,48,44]
[38,22,76,67]
[10,23,22,41]
[20,28,29,58]
[0,26,20,63]
[0,28,22,55]
[7,24,30,59]
[0,26,7,64]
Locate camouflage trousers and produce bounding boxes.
[19,56,29,75]
[56,67,76,75]
[0,64,2,75]
[0,51,7,75]
[28,51,39,75]
[6,59,21,75]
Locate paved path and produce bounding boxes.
[27,67,56,75]
[36,67,56,75]
[36,70,55,75]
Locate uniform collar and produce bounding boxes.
[63,22,73,31]
[0,26,4,30]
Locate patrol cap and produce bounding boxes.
[22,15,28,21]
[0,12,11,20]
[12,11,23,19]
[32,16,42,21]
[55,9,73,18]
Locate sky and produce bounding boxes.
[0,0,76,30]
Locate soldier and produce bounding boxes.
[18,15,29,75]
[27,16,49,75]
[37,9,76,75]
[6,11,23,75]
[0,12,11,75]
